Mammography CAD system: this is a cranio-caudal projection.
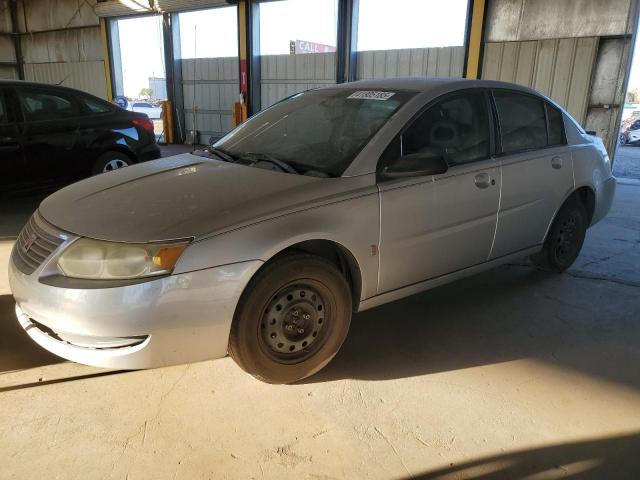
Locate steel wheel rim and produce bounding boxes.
[103,159,128,172]
[259,281,329,363]
[554,214,578,263]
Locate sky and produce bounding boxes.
[115,0,469,98]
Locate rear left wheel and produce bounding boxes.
[92,151,132,175]
[531,196,588,273]
[229,253,352,384]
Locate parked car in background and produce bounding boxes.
[128,101,162,119]
[9,78,615,384]
[0,80,161,191]
[620,118,640,145]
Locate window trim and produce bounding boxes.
[544,101,567,147]
[376,87,496,180]
[15,86,86,124]
[490,88,567,157]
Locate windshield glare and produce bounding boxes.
[214,89,415,177]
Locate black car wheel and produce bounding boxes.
[531,196,588,273]
[92,151,132,175]
[229,253,352,384]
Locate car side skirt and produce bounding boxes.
[358,246,541,312]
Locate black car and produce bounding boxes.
[0,80,161,191]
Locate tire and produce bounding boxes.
[531,196,588,273]
[92,151,132,175]
[229,253,352,384]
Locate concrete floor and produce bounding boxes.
[1,182,639,479]
[614,145,640,180]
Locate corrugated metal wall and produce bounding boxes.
[356,46,465,80]
[260,53,337,108]
[482,38,599,124]
[181,57,239,145]
[9,0,109,98]
[23,61,107,98]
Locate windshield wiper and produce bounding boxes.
[207,146,237,163]
[238,152,300,174]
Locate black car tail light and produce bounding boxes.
[132,116,155,134]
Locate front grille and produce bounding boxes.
[11,212,65,275]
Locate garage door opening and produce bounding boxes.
[109,15,167,141]
[615,26,640,181]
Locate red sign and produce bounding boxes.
[290,40,337,55]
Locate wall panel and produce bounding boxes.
[260,52,336,109]
[182,57,239,144]
[481,37,598,124]
[356,46,465,80]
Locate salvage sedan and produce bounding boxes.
[9,78,615,383]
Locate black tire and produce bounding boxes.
[531,196,588,273]
[229,253,352,384]
[92,151,132,175]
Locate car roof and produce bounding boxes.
[327,77,541,95]
[0,78,96,96]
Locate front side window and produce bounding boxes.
[215,89,415,177]
[546,103,565,146]
[402,90,490,166]
[494,90,547,153]
[17,89,80,122]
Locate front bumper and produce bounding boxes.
[9,256,262,369]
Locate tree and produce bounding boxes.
[139,87,154,99]
[626,87,640,104]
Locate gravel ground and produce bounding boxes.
[614,145,640,179]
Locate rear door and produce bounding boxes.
[0,87,25,187]
[489,90,574,258]
[16,86,84,184]
[377,89,501,293]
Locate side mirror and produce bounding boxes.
[382,153,449,179]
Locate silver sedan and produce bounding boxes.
[9,78,616,383]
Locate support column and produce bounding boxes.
[464,0,487,79]
[336,0,359,83]
[9,0,24,80]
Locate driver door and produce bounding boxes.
[377,89,501,294]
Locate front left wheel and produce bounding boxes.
[229,253,352,384]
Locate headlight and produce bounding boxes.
[57,238,188,280]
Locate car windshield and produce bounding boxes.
[213,88,415,177]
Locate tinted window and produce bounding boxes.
[546,103,565,146]
[18,89,80,122]
[0,92,7,125]
[494,90,546,153]
[81,95,113,114]
[403,90,490,166]
[215,89,415,177]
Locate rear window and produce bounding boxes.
[546,103,565,146]
[493,90,547,153]
[81,94,113,114]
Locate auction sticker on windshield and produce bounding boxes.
[347,91,396,101]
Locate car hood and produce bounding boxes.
[39,153,371,243]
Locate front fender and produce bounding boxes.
[173,191,380,300]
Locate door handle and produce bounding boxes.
[474,172,492,189]
[551,156,563,169]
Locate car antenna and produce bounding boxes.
[56,74,71,86]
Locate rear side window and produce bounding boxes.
[17,89,81,122]
[80,94,113,114]
[546,103,565,146]
[494,90,547,153]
